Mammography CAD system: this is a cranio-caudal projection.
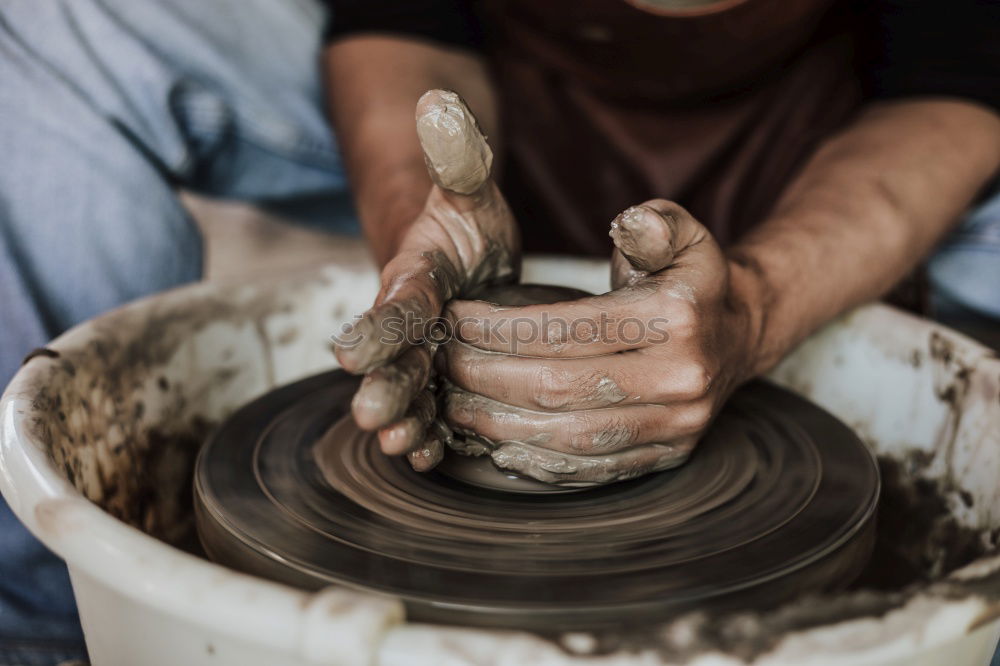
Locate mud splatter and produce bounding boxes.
[20,279,306,545]
[854,455,990,589]
[564,453,997,662]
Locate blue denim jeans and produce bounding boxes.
[930,182,1000,320]
[1,1,1000,664]
[0,0,354,662]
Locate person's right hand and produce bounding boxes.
[333,89,521,471]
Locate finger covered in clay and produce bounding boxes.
[491,438,696,486]
[416,89,493,195]
[352,344,432,430]
[442,383,705,455]
[407,436,445,472]
[377,387,438,455]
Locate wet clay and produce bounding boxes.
[608,204,679,274]
[439,282,698,487]
[415,89,493,195]
[440,283,614,488]
[852,454,989,590]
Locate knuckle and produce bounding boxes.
[663,300,699,335]
[532,366,577,410]
[571,414,639,452]
[591,370,629,406]
[411,252,438,274]
[535,367,627,410]
[567,416,596,452]
[678,400,713,432]
[674,361,713,400]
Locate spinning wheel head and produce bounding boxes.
[194,370,879,631]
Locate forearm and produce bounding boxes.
[730,99,1000,375]
[323,36,498,265]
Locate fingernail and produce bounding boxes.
[379,421,416,455]
[407,438,443,472]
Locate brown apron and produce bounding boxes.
[485,0,864,255]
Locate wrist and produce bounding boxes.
[357,164,432,267]
[725,251,783,380]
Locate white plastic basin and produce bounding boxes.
[2,253,999,666]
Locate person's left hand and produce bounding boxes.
[437,199,765,485]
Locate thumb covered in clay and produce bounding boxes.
[336,90,504,376]
[416,89,494,196]
[609,200,723,290]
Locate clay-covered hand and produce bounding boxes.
[334,90,520,471]
[439,200,763,485]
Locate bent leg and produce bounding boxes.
[0,8,202,661]
[0,60,202,383]
[6,0,355,232]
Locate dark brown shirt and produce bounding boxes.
[327,0,1000,255]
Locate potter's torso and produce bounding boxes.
[485,0,842,100]
[485,0,862,254]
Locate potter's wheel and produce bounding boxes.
[194,371,879,631]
